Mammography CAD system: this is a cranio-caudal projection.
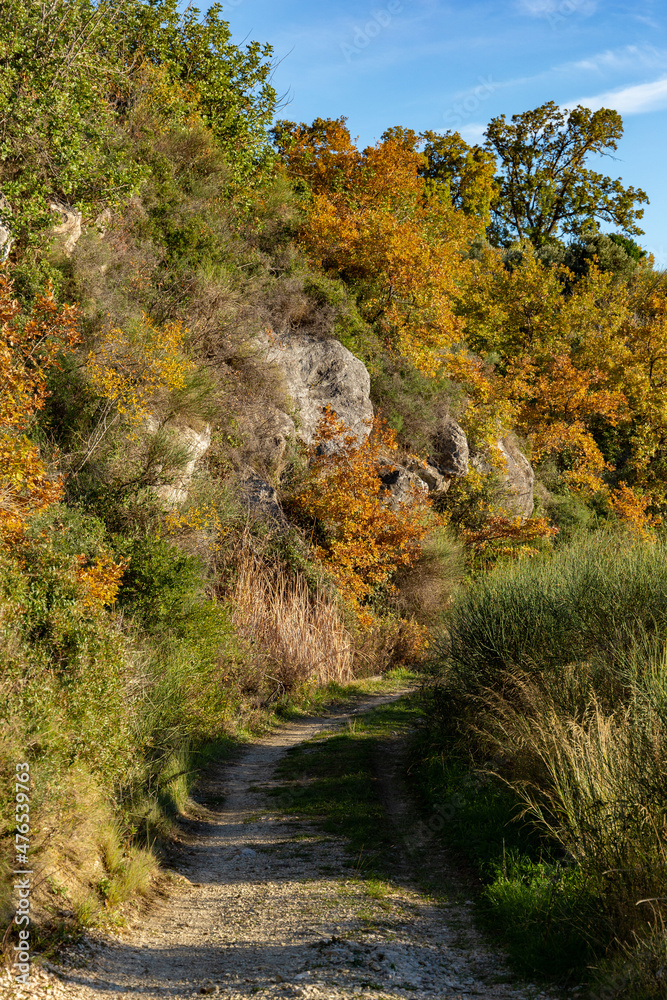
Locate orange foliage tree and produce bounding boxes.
[274,120,667,534]
[0,269,81,535]
[454,245,667,531]
[456,244,632,493]
[75,551,127,608]
[616,271,667,504]
[273,118,481,376]
[286,408,436,622]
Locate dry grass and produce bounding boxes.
[231,543,354,690]
[478,663,667,946]
[393,527,463,627]
[1,766,158,966]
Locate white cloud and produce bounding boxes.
[571,76,667,114]
[458,123,488,143]
[633,13,662,30]
[430,123,488,143]
[569,45,667,74]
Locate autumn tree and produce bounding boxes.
[456,243,631,493]
[0,269,80,534]
[419,129,497,225]
[610,270,667,506]
[273,117,480,376]
[286,408,435,619]
[485,102,649,247]
[73,313,200,499]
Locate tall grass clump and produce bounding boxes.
[427,529,667,994]
[443,529,667,694]
[230,540,354,691]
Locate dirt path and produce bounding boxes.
[7,694,561,1000]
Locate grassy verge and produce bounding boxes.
[409,723,598,986]
[423,529,667,999]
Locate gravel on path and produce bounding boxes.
[2,693,562,1000]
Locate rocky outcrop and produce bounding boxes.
[49,199,82,256]
[378,463,428,509]
[145,417,211,506]
[0,194,13,262]
[378,458,451,508]
[94,207,113,234]
[244,331,534,523]
[263,331,374,446]
[405,458,450,494]
[472,434,535,518]
[239,405,296,476]
[430,416,469,478]
[374,417,466,508]
[238,472,288,529]
[0,195,83,261]
[497,435,534,518]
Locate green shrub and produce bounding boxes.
[116,535,210,633]
[370,354,465,456]
[0,527,137,784]
[483,853,597,979]
[542,488,598,543]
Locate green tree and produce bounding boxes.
[378,127,497,225]
[119,0,278,180]
[0,0,146,265]
[0,0,278,281]
[485,101,649,247]
[419,130,497,225]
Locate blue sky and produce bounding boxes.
[223,1,667,261]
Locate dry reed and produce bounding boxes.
[231,544,354,689]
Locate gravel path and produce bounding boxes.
[3,693,563,1000]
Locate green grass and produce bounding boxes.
[424,529,667,997]
[409,728,598,985]
[274,667,419,719]
[271,697,422,875]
